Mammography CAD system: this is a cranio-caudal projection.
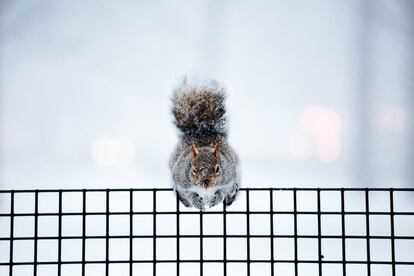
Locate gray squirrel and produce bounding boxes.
[169,77,240,210]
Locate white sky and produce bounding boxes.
[0,0,412,189]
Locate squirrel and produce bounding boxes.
[169,76,240,210]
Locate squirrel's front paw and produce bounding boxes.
[225,191,238,206]
[176,192,191,207]
[192,193,205,211]
[209,191,223,208]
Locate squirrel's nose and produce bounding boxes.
[202,179,209,188]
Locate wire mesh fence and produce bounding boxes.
[0,188,413,276]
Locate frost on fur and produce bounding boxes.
[169,76,240,210]
[171,76,228,139]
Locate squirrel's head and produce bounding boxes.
[189,143,222,188]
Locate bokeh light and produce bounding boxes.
[289,106,343,162]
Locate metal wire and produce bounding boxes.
[0,188,413,276]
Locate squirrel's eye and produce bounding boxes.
[215,165,220,175]
[192,168,198,175]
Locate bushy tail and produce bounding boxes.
[171,76,227,138]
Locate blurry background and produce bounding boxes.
[0,0,413,189]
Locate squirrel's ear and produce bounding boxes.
[212,143,221,159]
[191,144,199,157]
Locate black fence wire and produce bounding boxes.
[0,188,413,276]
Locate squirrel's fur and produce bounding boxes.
[171,77,227,140]
[169,76,240,210]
